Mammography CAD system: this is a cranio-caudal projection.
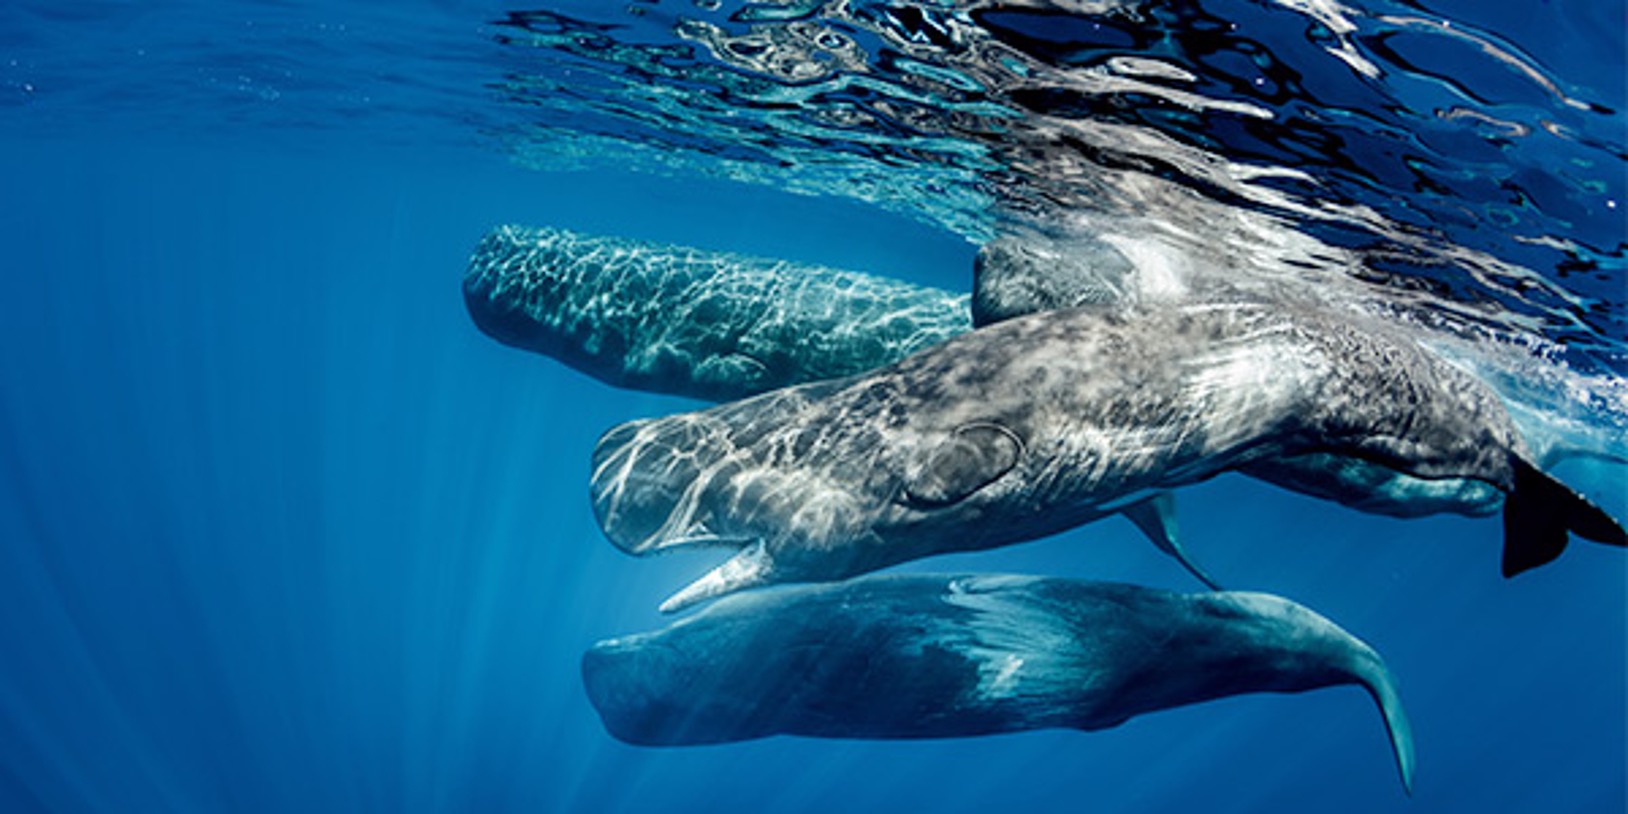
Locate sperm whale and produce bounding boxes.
[582,573,1416,794]
[463,224,970,401]
[590,301,1626,612]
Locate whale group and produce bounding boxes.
[464,224,1625,796]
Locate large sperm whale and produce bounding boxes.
[467,226,1587,524]
[590,301,1626,612]
[464,225,1619,590]
[582,573,1416,794]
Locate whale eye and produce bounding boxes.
[902,423,1022,508]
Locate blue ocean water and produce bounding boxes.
[1,2,1624,813]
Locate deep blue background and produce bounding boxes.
[1,0,1626,809]
[0,131,1622,814]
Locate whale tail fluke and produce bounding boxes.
[1350,646,1417,796]
[1227,591,1415,794]
[1501,457,1628,577]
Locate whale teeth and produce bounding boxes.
[659,542,774,614]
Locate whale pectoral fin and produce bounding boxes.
[902,423,1023,508]
[1122,492,1223,591]
[659,542,774,614]
[1502,457,1628,577]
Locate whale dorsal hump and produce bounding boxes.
[903,423,1022,508]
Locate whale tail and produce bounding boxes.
[1501,456,1628,577]
[1347,643,1417,796]
[1218,592,1415,794]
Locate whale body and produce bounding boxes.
[591,301,1626,611]
[969,235,1525,521]
[463,225,970,401]
[582,573,1416,794]
[467,225,1547,524]
[463,226,1621,584]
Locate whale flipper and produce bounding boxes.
[1123,492,1223,591]
[1502,457,1628,577]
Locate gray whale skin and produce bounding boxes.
[591,301,1626,612]
[468,227,1596,545]
[582,573,1416,794]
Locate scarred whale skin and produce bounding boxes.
[591,301,1626,611]
[582,573,1416,794]
[462,225,970,401]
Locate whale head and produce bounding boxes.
[589,378,1037,612]
[580,590,804,745]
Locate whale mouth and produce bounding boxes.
[591,377,854,553]
[590,415,732,555]
[590,412,781,613]
[654,541,776,614]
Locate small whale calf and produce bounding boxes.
[463,225,970,401]
[582,573,1416,793]
[591,301,1625,611]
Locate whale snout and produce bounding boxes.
[591,421,673,553]
[590,416,736,554]
[583,632,763,745]
[581,637,694,745]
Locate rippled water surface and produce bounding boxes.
[1,1,1624,812]
[489,1,1628,440]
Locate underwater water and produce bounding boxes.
[1,1,1624,812]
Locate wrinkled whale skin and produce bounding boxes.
[969,236,1522,520]
[463,225,970,401]
[582,573,1416,793]
[592,301,1623,610]
[465,225,1529,523]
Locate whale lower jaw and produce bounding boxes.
[658,542,774,614]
